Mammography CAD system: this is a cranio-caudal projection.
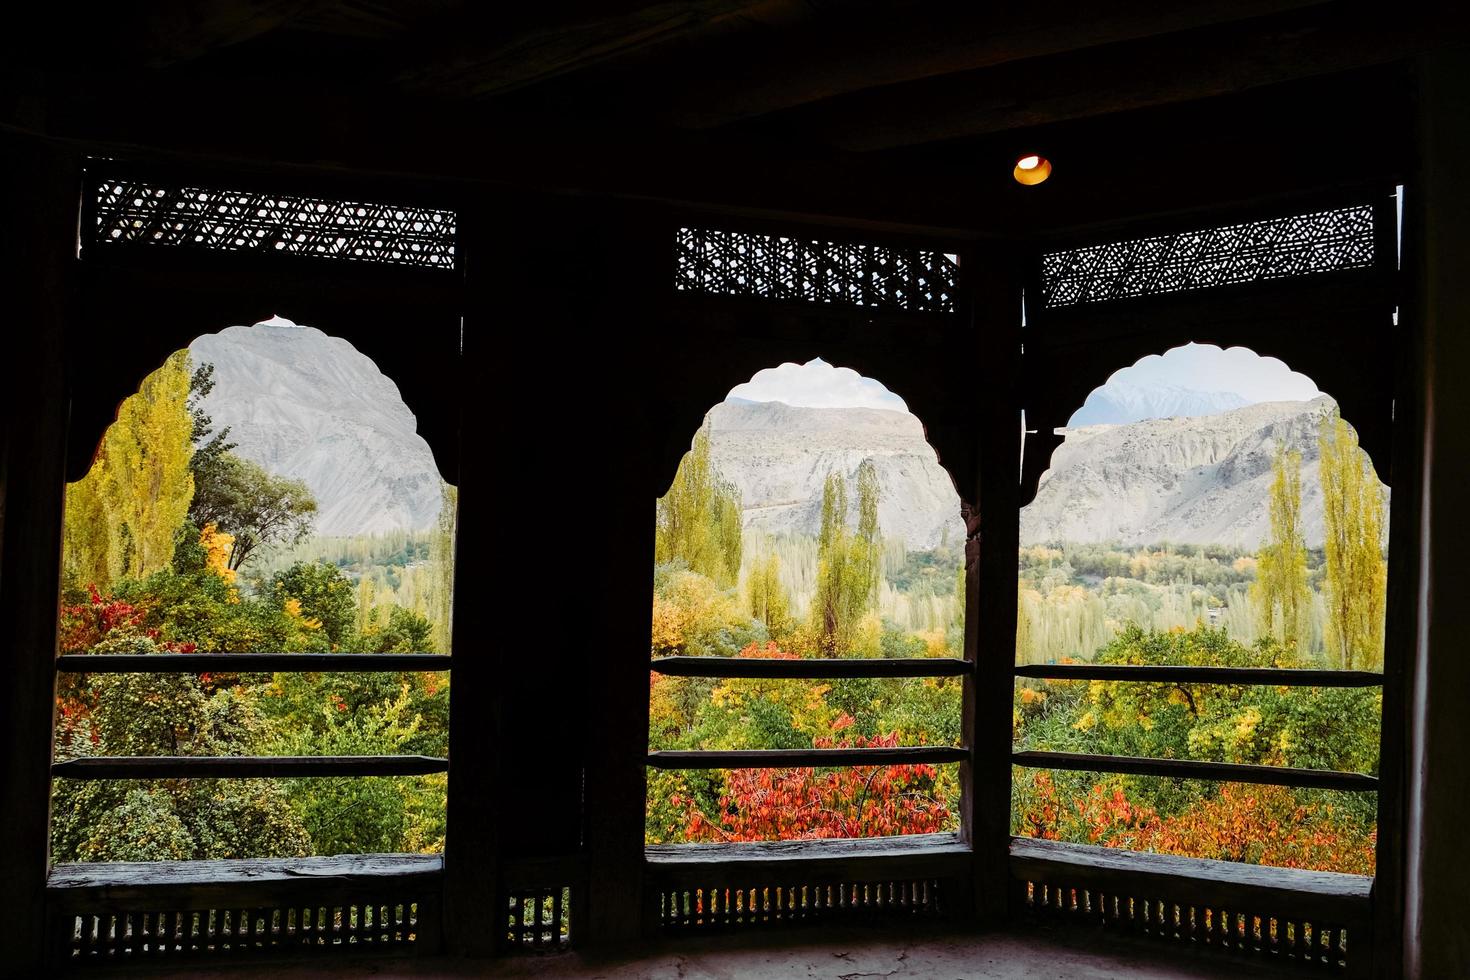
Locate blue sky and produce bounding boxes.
[726,345,1318,411]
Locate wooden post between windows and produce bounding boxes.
[964,243,1024,922]
[0,136,76,973]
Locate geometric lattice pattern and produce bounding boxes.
[91,177,457,270]
[675,227,959,314]
[1041,205,1373,308]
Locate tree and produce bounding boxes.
[1319,413,1388,670]
[268,561,357,648]
[187,359,236,493]
[677,726,950,842]
[745,551,791,637]
[190,453,317,570]
[358,606,437,654]
[62,350,197,591]
[812,460,882,655]
[50,630,311,863]
[427,482,458,654]
[655,416,742,587]
[1253,444,1311,649]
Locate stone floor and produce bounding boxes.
[111,923,1307,979]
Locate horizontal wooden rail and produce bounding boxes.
[52,755,448,780]
[648,746,970,770]
[1014,663,1382,687]
[56,653,452,673]
[1009,837,1372,922]
[1012,750,1377,792]
[48,853,444,908]
[652,656,972,678]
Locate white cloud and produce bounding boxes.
[726,358,907,410]
[1103,342,1321,403]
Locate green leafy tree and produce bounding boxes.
[1253,444,1311,649]
[190,453,317,570]
[50,631,311,862]
[273,685,443,854]
[268,561,357,648]
[812,460,882,655]
[358,606,437,654]
[1319,413,1388,670]
[187,359,236,495]
[655,416,742,587]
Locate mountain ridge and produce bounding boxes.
[189,324,445,536]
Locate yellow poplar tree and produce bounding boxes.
[1319,412,1388,670]
[745,551,791,637]
[655,415,742,588]
[1253,444,1311,650]
[62,350,196,592]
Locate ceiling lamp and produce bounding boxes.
[1013,154,1052,186]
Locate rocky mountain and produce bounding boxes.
[1069,380,1250,426]
[189,323,444,536]
[1021,394,1387,548]
[706,400,966,549]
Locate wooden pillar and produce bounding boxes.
[965,244,1023,920]
[581,206,661,945]
[0,135,77,972]
[1401,45,1470,980]
[441,198,497,956]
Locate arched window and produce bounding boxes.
[1012,344,1385,874]
[648,359,968,845]
[52,316,456,866]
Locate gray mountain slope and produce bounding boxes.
[706,400,966,550]
[1021,395,1387,548]
[189,323,444,536]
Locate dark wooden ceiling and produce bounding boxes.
[4,0,1464,231]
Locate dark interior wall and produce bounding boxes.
[1403,46,1470,980]
[1,52,1465,978]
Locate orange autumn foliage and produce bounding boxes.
[1121,783,1376,875]
[677,723,949,842]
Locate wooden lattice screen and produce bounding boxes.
[674,226,959,313]
[1040,204,1375,307]
[87,171,457,270]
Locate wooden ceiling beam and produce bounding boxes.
[391,0,802,100]
[89,0,338,69]
[653,0,1337,130]
[788,4,1458,152]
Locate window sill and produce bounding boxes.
[48,853,442,907]
[1010,837,1370,916]
[646,832,968,887]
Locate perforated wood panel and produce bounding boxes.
[46,854,442,969]
[1017,879,1351,973]
[89,175,457,269]
[63,901,421,965]
[674,227,959,313]
[1041,205,1374,308]
[658,878,945,932]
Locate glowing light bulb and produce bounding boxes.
[1013,154,1053,186]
